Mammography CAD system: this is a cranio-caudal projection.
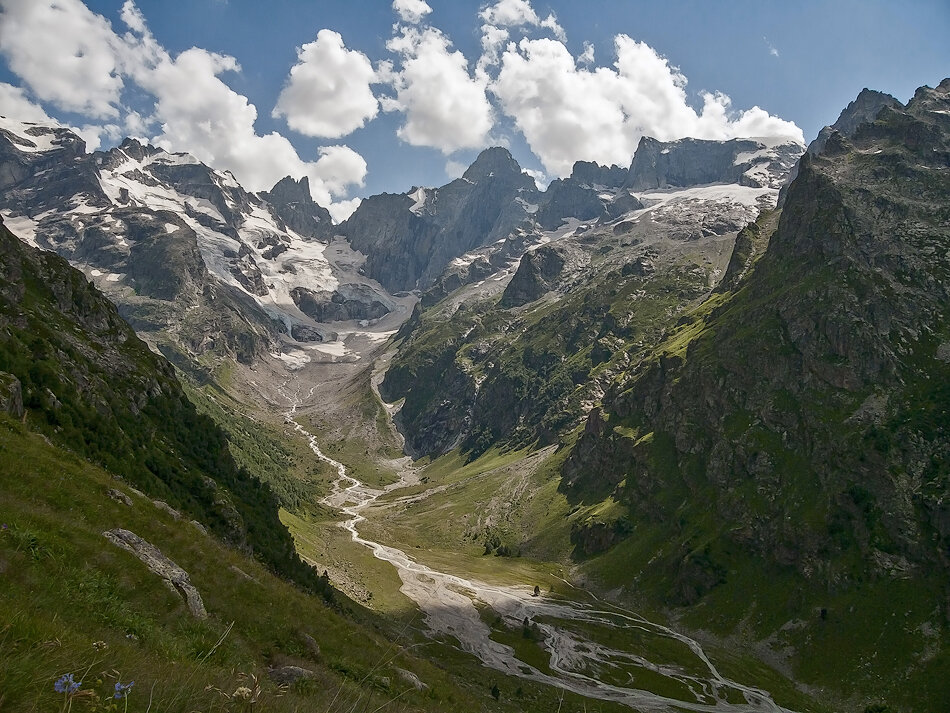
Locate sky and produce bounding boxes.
[0,1,947,221]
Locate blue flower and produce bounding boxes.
[54,673,80,694]
[114,680,135,699]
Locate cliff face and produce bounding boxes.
[563,80,950,706]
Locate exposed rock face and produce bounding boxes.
[626,136,804,190]
[290,283,392,323]
[500,245,567,307]
[268,666,317,685]
[535,179,609,229]
[569,160,628,188]
[342,147,538,291]
[778,89,903,208]
[808,88,903,156]
[103,528,207,618]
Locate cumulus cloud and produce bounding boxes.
[392,0,432,24]
[0,82,54,122]
[492,35,804,177]
[0,0,124,118]
[272,30,379,139]
[384,26,493,153]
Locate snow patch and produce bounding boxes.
[0,210,39,247]
[0,117,62,153]
[408,187,428,215]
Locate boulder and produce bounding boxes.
[103,528,207,618]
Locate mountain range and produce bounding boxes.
[1,78,948,713]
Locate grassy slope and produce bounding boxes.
[0,416,635,713]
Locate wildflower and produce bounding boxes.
[53,673,80,694]
[92,640,108,651]
[233,686,252,700]
[114,680,135,699]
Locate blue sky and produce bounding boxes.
[0,0,947,218]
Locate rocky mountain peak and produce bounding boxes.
[262,175,332,240]
[116,137,161,162]
[461,146,524,183]
[268,175,312,204]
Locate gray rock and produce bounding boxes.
[268,665,317,685]
[103,528,207,618]
[151,500,181,520]
[394,668,428,691]
[299,631,321,659]
[290,283,392,323]
[0,371,23,419]
[107,488,133,507]
[190,520,208,536]
[262,176,333,240]
[342,147,538,291]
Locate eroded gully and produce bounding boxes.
[282,385,796,713]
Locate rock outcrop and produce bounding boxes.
[103,528,207,618]
[499,245,567,307]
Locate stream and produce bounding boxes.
[283,393,795,713]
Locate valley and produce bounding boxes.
[276,347,812,712]
[2,71,948,713]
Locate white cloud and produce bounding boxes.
[444,159,466,179]
[0,0,124,118]
[0,82,54,122]
[310,145,368,196]
[392,0,432,24]
[272,30,379,139]
[119,0,146,34]
[479,0,565,41]
[477,24,510,71]
[326,197,361,223]
[578,42,595,66]
[385,26,493,153]
[523,167,548,190]
[764,37,780,58]
[492,35,803,177]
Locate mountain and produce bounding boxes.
[340,146,540,292]
[561,79,950,707]
[0,119,395,365]
[0,217,318,587]
[381,135,803,458]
